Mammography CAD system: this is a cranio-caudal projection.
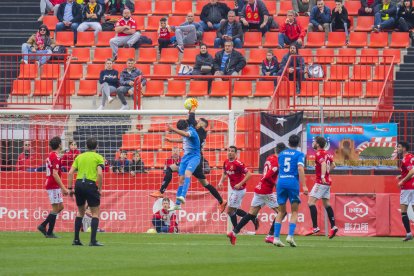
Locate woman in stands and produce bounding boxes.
[21,24,55,66]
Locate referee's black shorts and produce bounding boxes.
[193,156,206,180]
[75,179,100,207]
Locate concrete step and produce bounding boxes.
[0,21,40,30]
[396,71,414,79]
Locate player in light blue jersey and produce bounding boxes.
[168,119,201,210]
[273,134,308,247]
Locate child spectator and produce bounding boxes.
[152,198,178,233]
[157,17,175,54]
[130,151,147,176]
[61,140,80,172]
[113,150,130,173]
[261,50,279,86]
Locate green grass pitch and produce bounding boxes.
[1,232,414,275]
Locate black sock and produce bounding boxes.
[40,213,52,227]
[325,206,335,228]
[402,212,411,234]
[309,205,318,228]
[46,213,57,235]
[74,216,83,241]
[204,184,223,204]
[236,209,247,217]
[160,167,173,193]
[268,219,276,236]
[234,214,256,234]
[230,213,238,228]
[90,217,99,243]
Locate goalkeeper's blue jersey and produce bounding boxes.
[183,126,200,156]
[277,148,305,188]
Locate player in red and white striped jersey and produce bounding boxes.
[37,136,69,238]
[396,141,414,241]
[306,136,338,238]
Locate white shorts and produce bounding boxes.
[309,184,331,200]
[47,189,63,205]
[228,188,246,209]
[251,193,278,209]
[400,190,414,205]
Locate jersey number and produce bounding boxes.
[283,158,291,172]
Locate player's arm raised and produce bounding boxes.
[398,167,414,187]
[234,171,252,190]
[299,165,308,195]
[168,125,190,137]
[53,168,68,195]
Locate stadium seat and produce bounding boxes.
[77,80,97,96]
[236,116,247,131]
[55,31,74,46]
[188,81,208,96]
[235,133,246,149]
[166,80,187,96]
[153,1,173,15]
[305,32,325,47]
[322,81,342,97]
[343,81,363,97]
[181,48,198,63]
[85,64,104,79]
[300,48,313,64]
[326,32,346,47]
[272,49,286,61]
[365,81,383,97]
[174,1,193,15]
[373,65,391,80]
[147,16,165,31]
[117,48,136,63]
[195,0,208,15]
[142,134,163,150]
[210,81,230,97]
[131,16,145,30]
[359,49,380,64]
[163,133,182,149]
[40,64,60,79]
[369,32,388,48]
[278,1,293,15]
[242,65,260,76]
[152,64,172,76]
[155,151,170,168]
[355,16,374,32]
[202,32,216,47]
[324,1,336,10]
[159,48,179,63]
[43,16,58,30]
[137,48,157,63]
[264,1,277,15]
[336,48,357,64]
[167,16,186,27]
[233,81,252,97]
[92,48,112,63]
[255,81,275,97]
[210,120,228,132]
[121,133,141,150]
[296,16,309,28]
[133,0,152,15]
[347,32,368,48]
[299,81,319,97]
[263,32,280,47]
[217,151,227,167]
[18,64,38,79]
[382,49,401,64]
[143,80,165,96]
[389,32,410,48]
[209,48,220,58]
[70,48,90,63]
[140,151,155,168]
[96,32,114,47]
[204,151,219,167]
[205,134,225,150]
[76,32,95,47]
[244,32,262,47]
[344,1,360,16]
[67,64,83,79]
[351,65,372,81]
[140,31,158,46]
[11,80,31,95]
[247,48,267,64]
[315,48,334,64]
[329,65,349,80]
[58,80,75,95]
[33,80,54,96]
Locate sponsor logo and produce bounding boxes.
[344,201,368,220]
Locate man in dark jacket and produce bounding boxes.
[192,44,214,76]
[331,0,351,43]
[308,0,331,40]
[358,0,380,15]
[214,11,244,48]
[240,0,273,35]
[397,0,414,38]
[277,44,305,94]
[213,40,246,77]
[200,0,231,31]
[372,0,397,32]
[56,0,82,43]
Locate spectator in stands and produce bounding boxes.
[372,0,397,32]
[15,141,41,172]
[21,25,55,66]
[152,198,178,233]
[109,0,134,15]
[213,40,246,78]
[130,151,147,176]
[292,0,316,16]
[38,0,65,22]
[277,44,305,94]
[109,8,141,61]
[261,49,279,86]
[97,58,119,110]
[235,0,246,16]
[397,0,414,37]
[200,0,231,31]
[157,17,174,54]
[61,140,80,172]
[192,43,214,76]
[56,0,82,44]
[180,12,203,42]
[214,10,244,49]
[278,10,305,48]
[117,58,147,110]
[77,0,103,39]
[170,14,200,53]
[308,0,331,40]
[240,0,273,36]
[331,0,351,44]
[358,0,380,16]
[113,150,130,173]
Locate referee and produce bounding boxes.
[68,137,105,246]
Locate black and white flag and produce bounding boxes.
[259,112,303,172]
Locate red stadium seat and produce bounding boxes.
[205,134,225,150]
[255,81,275,97]
[142,134,163,150]
[71,48,90,63]
[202,32,216,47]
[195,0,208,15]
[143,80,165,96]
[166,80,187,96]
[55,31,74,46]
[322,81,342,97]
[85,64,104,79]
[131,16,146,30]
[210,81,230,97]
[242,65,260,76]
[329,65,349,80]
[336,48,357,64]
[11,80,31,95]
[58,80,75,95]
[235,133,246,149]
[305,32,325,47]
[117,48,136,63]
[347,32,368,48]
[140,152,155,168]
[155,151,170,168]
[244,32,262,47]
[76,32,95,47]
[77,80,97,96]
[97,32,115,47]
[248,48,267,64]
[233,81,252,97]
[93,48,112,63]
[121,133,141,150]
[153,1,173,15]
[345,1,360,16]
[147,16,164,31]
[140,31,158,46]
[360,49,380,64]
[188,81,208,96]
[326,32,346,47]
[389,32,410,48]
[174,1,193,15]
[343,81,363,97]
[382,49,401,64]
[263,32,280,48]
[300,48,313,64]
[67,64,83,79]
[40,64,61,79]
[296,16,309,28]
[355,16,374,32]
[133,1,152,15]
[373,65,391,80]
[351,65,372,81]
[365,81,383,97]
[278,1,293,15]
[159,48,179,64]
[33,80,54,96]
[167,16,186,27]
[152,64,172,76]
[210,120,228,132]
[163,133,182,149]
[264,1,277,15]
[137,64,151,76]
[236,116,247,131]
[43,16,58,30]
[138,48,157,63]
[369,32,388,48]
[299,81,319,97]
[18,64,38,79]
[315,48,334,64]
[181,48,199,63]
[324,1,336,10]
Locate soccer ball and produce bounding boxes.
[184,98,198,110]
[146,228,157,234]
